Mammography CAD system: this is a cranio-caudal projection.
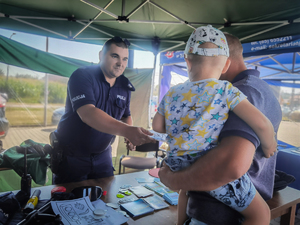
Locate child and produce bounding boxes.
[152,25,277,225]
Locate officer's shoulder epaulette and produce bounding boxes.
[121,75,135,91]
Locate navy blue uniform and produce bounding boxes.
[54,65,134,183]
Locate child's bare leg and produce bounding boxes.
[241,191,270,225]
[177,189,188,225]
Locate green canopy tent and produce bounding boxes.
[1,0,300,53]
[0,34,93,77]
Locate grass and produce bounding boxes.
[6,106,63,126]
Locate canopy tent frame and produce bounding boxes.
[244,52,300,78]
[2,0,300,54]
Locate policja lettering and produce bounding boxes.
[71,94,85,102]
[117,95,126,101]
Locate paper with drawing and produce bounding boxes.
[51,196,128,225]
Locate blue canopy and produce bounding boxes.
[159,35,300,101]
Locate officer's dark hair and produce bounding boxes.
[102,36,130,55]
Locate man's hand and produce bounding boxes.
[124,138,136,151]
[125,127,156,146]
[158,161,178,190]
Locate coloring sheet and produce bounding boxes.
[51,196,128,225]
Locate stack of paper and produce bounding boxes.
[163,192,179,205]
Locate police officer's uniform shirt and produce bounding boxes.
[56,65,134,156]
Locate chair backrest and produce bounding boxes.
[135,141,159,153]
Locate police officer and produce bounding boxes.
[53,37,155,184]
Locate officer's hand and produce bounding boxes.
[124,138,136,151]
[125,127,156,146]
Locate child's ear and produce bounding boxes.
[222,58,231,74]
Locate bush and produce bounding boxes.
[47,83,67,104]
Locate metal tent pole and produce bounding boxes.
[148,53,157,128]
[44,37,49,126]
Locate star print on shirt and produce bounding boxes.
[170,105,176,111]
[182,89,197,102]
[205,80,219,88]
[164,111,172,120]
[173,136,186,149]
[208,124,215,129]
[214,99,222,105]
[195,117,209,128]
[172,95,180,102]
[205,136,214,144]
[172,128,178,134]
[176,110,181,114]
[188,103,201,112]
[181,126,193,134]
[187,134,194,141]
[193,82,204,87]
[196,128,208,137]
[170,117,180,125]
[197,87,204,93]
[181,114,195,127]
[234,91,241,97]
[197,90,213,104]
[202,105,215,114]
[216,88,224,95]
[194,112,201,118]
[221,104,226,108]
[180,103,187,109]
[187,139,203,150]
[167,89,176,98]
[211,112,222,120]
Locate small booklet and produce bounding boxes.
[129,185,154,198]
[120,199,154,218]
[142,195,169,210]
[148,130,168,142]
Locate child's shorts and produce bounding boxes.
[165,155,256,212]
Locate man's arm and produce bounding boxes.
[120,115,133,126]
[120,116,136,151]
[77,104,155,146]
[159,135,256,191]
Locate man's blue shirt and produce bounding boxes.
[56,65,134,157]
